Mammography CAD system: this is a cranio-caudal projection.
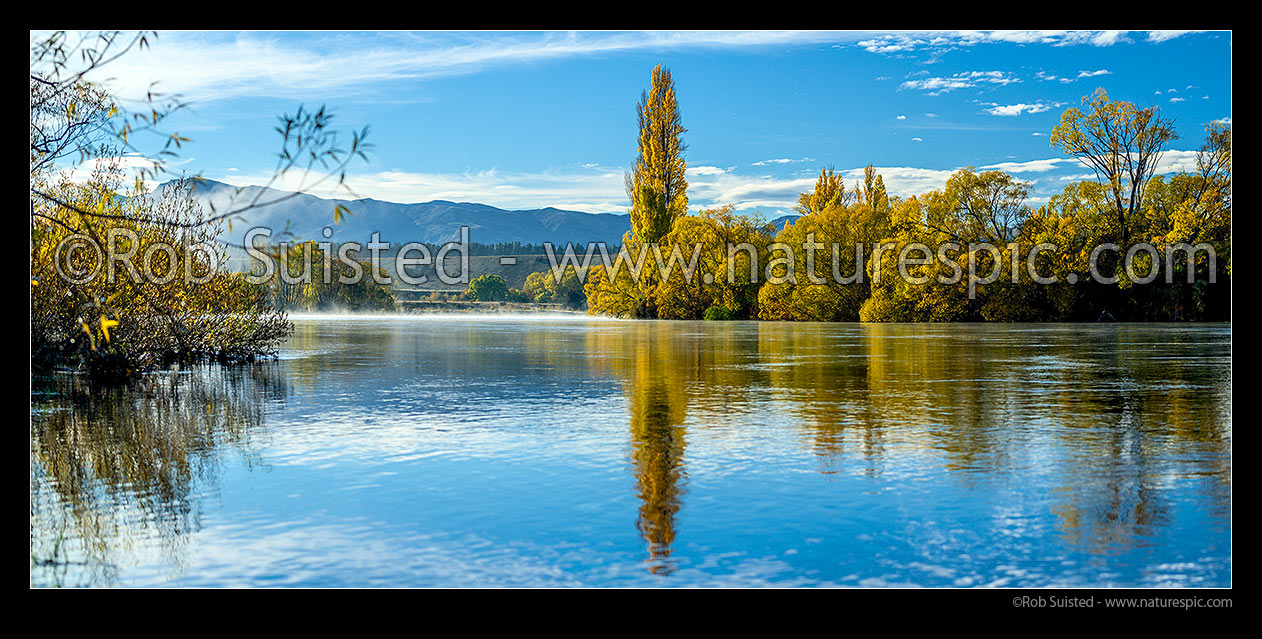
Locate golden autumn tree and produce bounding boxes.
[758,165,892,322]
[627,64,688,245]
[1049,88,1177,246]
[794,166,851,216]
[587,64,689,318]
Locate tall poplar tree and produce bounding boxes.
[627,64,688,245]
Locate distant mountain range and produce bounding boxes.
[156,178,798,247]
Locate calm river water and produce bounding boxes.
[30,317,1232,587]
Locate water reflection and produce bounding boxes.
[30,364,287,587]
[29,319,1231,587]
[625,326,689,575]
[593,322,1230,575]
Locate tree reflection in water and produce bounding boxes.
[596,322,1230,576]
[29,320,1231,586]
[30,363,287,587]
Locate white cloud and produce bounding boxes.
[911,137,923,142]
[984,102,1055,117]
[687,165,728,176]
[896,114,906,120]
[685,171,816,211]
[857,36,924,53]
[900,77,972,93]
[200,146,1211,221]
[1169,97,1187,103]
[1056,150,1204,179]
[980,158,1066,173]
[900,70,1020,94]
[971,31,1065,45]
[1087,31,1127,46]
[59,153,194,192]
[211,161,962,214]
[1076,69,1112,78]
[692,164,961,207]
[841,166,957,197]
[1155,150,1201,174]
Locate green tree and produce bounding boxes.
[465,274,509,302]
[524,266,586,309]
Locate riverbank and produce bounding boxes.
[396,299,585,314]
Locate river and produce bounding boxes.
[30,316,1232,587]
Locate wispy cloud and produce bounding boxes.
[1076,69,1112,79]
[1147,30,1206,43]
[751,157,814,166]
[853,30,1202,55]
[84,31,852,103]
[841,166,956,196]
[1034,71,1073,84]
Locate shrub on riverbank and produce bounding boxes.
[31,175,292,379]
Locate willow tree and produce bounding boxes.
[627,64,688,245]
[30,31,370,377]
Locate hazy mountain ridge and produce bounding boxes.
[156,178,632,247]
[154,178,799,247]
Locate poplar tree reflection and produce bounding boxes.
[629,375,687,575]
[588,322,693,575]
[626,326,689,575]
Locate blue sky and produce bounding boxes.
[75,30,1232,217]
